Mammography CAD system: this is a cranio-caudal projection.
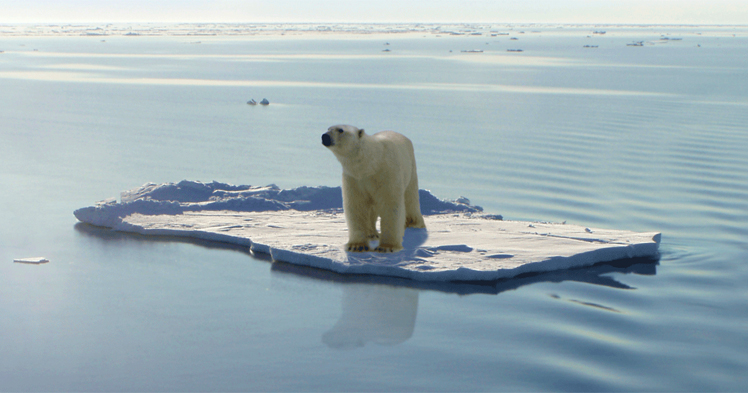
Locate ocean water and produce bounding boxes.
[1,26,747,391]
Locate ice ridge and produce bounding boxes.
[74,180,486,228]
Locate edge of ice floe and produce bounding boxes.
[103,218,660,282]
[264,233,661,282]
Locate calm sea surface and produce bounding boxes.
[1,26,747,391]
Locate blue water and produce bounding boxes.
[1,26,747,391]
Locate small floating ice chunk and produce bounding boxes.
[247,99,257,105]
[14,257,49,264]
[260,98,269,105]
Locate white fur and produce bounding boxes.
[322,124,426,252]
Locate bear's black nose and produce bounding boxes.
[322,133,332,147]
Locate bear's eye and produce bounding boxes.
[337,128,344,133]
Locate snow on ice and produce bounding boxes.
[74,180,660,282]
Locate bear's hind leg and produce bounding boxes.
[404,174,426,229]
[368,208,379,239]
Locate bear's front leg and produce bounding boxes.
[344,209,374,252]
[343,175,378,252]
[375,198,406,253]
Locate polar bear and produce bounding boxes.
[322,124,426,252]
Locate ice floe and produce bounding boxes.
[74,180,660,282]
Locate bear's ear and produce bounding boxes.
[358,129,364,138]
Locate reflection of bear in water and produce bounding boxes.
[322,284,419,349]
[322,125,426,253]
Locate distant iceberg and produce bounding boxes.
[260,98,269,105]
[74,180,660,282]
[246,99,257,105]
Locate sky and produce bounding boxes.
[1,0,747,25]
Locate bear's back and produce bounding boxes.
[370,131,417,178]
[372,131,414,151]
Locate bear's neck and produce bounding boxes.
[335,136,383,179]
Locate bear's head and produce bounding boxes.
[322,124,365,155]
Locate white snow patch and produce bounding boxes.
[74,180,660,282]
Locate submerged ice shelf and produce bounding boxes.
[74,180,660,282]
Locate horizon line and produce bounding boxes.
[4,21,748,27]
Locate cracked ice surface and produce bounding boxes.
[74,180,660,282]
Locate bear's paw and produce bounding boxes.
[346,243,371,252]
[373,244,403,253]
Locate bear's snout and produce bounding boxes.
[322,133,333,147]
